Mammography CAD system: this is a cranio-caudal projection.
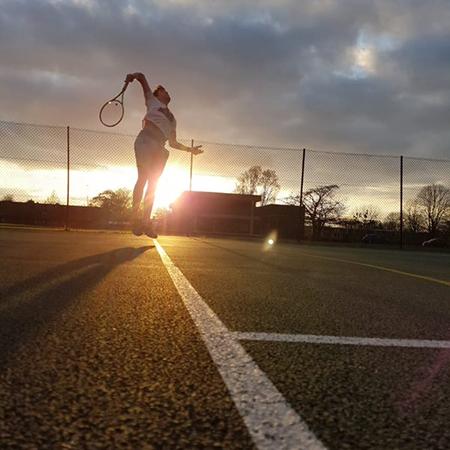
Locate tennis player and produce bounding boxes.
[126,72,203,238]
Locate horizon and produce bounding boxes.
[1,119,449,220]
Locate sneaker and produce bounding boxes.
[132,221,144,236]
[144,222,158,239]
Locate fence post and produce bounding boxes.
[300,148,306,206]
[189,139,194,191]
[400,155,403,249]
[65,126,70,231]
[298,148,306,241]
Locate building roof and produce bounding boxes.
[174,191,261,203]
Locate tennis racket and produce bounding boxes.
[99,80,130,127]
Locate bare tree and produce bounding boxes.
[352,205,381,229]
[235,166,261,195]
[235,165,280,205]
[1,194,14,201]
[416,184,450,236]
[383,212,401,231]
[259,169,280,206]
[405,199,425,233]
[285,184,345,239]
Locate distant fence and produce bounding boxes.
[1,119,449,248]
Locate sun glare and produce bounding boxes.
[153,167,236,212]
[153,165,190,211]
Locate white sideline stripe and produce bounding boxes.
[233,332,450,349]
[154,240,326,450]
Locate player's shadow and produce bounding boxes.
[0,245,153,368]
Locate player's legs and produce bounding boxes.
[133,129,169,236]
[132,166,148,220]
[132,129,153,235]
[142,149,169,224]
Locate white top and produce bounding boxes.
[144,92,177,140]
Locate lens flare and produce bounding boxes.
[263,230,278,251]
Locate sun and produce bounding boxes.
[153,164,238,213]
[153,164,189,211]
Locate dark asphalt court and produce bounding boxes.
[1,228,449,449]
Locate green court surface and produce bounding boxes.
[1,228,449,449]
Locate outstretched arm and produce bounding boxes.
[168,130,203,155]
[126,72,152,104]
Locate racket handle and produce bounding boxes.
[118,80,130,95]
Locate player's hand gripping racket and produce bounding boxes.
[99,78,131,127]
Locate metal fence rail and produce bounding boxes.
[1,119,449,247]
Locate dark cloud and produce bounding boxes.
[0,0,449,160]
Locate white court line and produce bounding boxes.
[233,332,450,349]
[154,240,326,450]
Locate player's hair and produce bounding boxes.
[153,85,166,96]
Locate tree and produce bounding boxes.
[383,212,401,231]
[415,184,450,236]
[152,207,170,233]
[285,184,345,239]
[352,205,381,231]
[235,166,260,195]
[89,188,131,221]
[405,199,425,233]
[235,165,280,205]
[45,190,61,205]
[152,207,170,220]
[1,194,14,201]
[259,169,280,206]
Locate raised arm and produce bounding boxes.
[126,72,152,104]
[168,129,203,155]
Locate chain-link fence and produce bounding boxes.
[1,119,449,247]
[403,157,450,247]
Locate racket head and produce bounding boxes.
[99,99,125,127]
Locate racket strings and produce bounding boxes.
[99,81,129,127]
[100,98,124,127]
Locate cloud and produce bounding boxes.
[0,0,449,162]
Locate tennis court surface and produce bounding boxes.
[1,228,449,449]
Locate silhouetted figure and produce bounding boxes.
[126,72,203,237]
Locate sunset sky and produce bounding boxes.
[0,0,449,212]
[1,0,450,157]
